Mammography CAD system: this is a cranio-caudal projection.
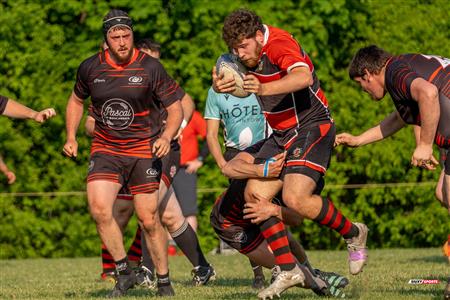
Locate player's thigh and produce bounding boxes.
[282,173,316,203]
[87,180,122,217]
[244,178,283,203]
[113,198,135,230]
[159,186,185,230]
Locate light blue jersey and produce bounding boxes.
[204,87,271,150]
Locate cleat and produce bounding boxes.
[135,265,157,289]
[345,222,368,275]
[270,266,281,284]
[108,271,137,298]
[192,264,216,286]
[314,269,349,289]
[258,265,305,300]
[252,274,265,289]
[101,271,117,283]
[157,284,175,297]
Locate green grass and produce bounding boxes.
[0,248,448,299]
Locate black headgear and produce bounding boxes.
[103,9,133,38]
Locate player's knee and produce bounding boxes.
[140,213,160,233]
[161,212,181,231]
[90,206,113,224]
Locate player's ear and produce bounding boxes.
[363,69,372,82]
[255,30,264,43]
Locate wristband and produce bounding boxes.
[180,119,188,129]
[263,158,276,177]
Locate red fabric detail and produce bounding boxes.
[320,201,335,225]
[179,111,207,165]
[261,221,285,238]
[276,252,296,265]
[264,108,298,131]
[269,236,290,252]
[330,211,343,229]
[285,160,326,173]
[339,220,353,235]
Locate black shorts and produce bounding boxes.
[172,167,198,216]
[210,200,264,254]
[441,149,450,175]
[87,152,161,195]
[160,141,181,188]
[248,122,335,183]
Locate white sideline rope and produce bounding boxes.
[0,181,436,197]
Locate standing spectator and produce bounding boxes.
[172,110,209,232]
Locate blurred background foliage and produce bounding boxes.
[0,0,449,258]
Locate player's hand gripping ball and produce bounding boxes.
[216,54,250,98]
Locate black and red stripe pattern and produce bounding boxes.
[314,197,358,239]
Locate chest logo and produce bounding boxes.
[101,98,134,130]
[128,76,143,85]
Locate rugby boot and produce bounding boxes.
[192,264,216,286]
[258,265,305,300]
[345,222,368,275]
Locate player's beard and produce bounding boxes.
[241,43,262,68]
[109,46,134,64]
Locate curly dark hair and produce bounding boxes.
[349,45,392,79]
[136,38,161,53]
[222,9,264,49]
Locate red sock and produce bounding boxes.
[314,197,359,239]
[260,217,296,271]
[127,227,142,263]
[101,243,115,273]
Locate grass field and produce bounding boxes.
[1,248,448,300]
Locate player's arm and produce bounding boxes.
[206,119,227,169]
[221,151,285,179]
[0,155,16,184]
[153,100,183,157]
[409,78,440,167]
[63,91,84,157]
[3,98,56,123]
[85,116,95,137]
[243,193,303,226]
[181,93,195,124]
[335,111,406,147]
[244,66,313,96]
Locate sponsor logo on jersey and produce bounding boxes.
[233,231,248,243]
[128,76,143,85]
[146,168,159,177]
[94,78,106,83]
[101,98,134,130]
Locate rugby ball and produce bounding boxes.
[216,54,250,98]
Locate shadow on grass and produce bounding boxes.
[407,255,447,264]
[78,288,157,298]
[178,277,254,288]
[377,287,445,300]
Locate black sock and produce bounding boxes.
[140,232,155,273]
[115,257,132,275]
[157,272,171,287]
[249,259,264,277]
[171,221,208,267]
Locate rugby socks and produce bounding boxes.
[250,259,264,278]
[171,220,209,267]
[314,197,359,239]
[157,272,171,288]
[127,227,142,266]
[115,257,132,275]
[260,217,296,271]
[140,233,155,272]
[101,243,116,274]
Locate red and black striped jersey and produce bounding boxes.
[213,179,249,229]
[0,95,8,114]
[385,54,450,148]
[74,49,185,158]
[249,25,332,145]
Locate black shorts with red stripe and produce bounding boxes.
[87,152,161,195]
[160,141,180,188]
[210,199,264,254]
[249,122,335,183]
